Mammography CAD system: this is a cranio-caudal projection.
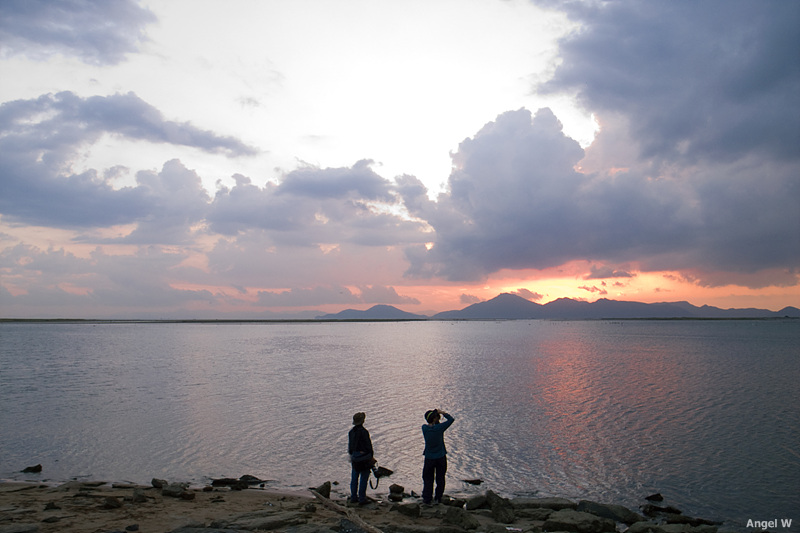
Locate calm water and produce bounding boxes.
[1,320,798,529]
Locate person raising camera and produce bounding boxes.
[421,409,455,505]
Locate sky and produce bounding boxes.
[0,0,798,318]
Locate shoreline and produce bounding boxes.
[0,477,744,533]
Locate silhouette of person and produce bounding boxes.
[421,409,455,504]
[348,412,374,504]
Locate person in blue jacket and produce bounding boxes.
[421,408,455,504]
[348,412,374,504]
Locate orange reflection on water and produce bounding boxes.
[527,325,696,489]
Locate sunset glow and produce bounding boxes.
[0,1,797,318]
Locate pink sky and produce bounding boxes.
[0,1,797,318]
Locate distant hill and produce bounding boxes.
[432,294,800,320]
[316,304,427,320]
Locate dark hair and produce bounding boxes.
[353,412,366,425]
[424,409,439,423]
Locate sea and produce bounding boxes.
[0,319,798,530]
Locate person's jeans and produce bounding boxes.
[350,466,369,503]
[422,456,447,504]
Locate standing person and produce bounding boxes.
[348,412,373,504]
[421,409,455,505]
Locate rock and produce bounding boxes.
[645,493,664,502]
[151,478,168,489]
[162,483,190,498]
[626,522,667,533]
[663,513,720,526]
[102,496,123,509]
[642,503,683,517]
[462,479,483,485]
[514,507,554,521]
[131,488,148,503]
[388,483,405,500]
[211,478,238,486]
[21,465,42,474]
[304,503,317,512]
[577,500,645,525]
[125,525,140,532]
[0,525,40,533]
[43,502,60,511]
[443,506,480,530]
[543,509,617,533]
[396,503,421,518]
[440,495,465,507]
[340,518,370,533]
[465,494,488,510]
[212,510,308,531]
[511,496,577,510]
[313,481,331,499]
[169,529,245,533]
[485,490,515,523]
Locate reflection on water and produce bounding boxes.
[1,320,798,528]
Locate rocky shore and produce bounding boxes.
[0,477,743,533]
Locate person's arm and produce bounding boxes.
[365,429,374,455]
[439,411,455,430]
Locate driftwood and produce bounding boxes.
[310,489,385,533]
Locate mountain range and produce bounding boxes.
[317,293,800,320]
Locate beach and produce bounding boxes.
[0,477,732,533]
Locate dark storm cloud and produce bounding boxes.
[0,92,253,230]
[539,0,800,164]
[0,0,156,65]
[401,107,799,286]
[399,1,799,288]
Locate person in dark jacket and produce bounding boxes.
[348,412,374,504]
[421,409,455,504]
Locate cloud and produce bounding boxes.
[358,285,420,305]
[253,284,418,307]
[0,92,256,229]
[0,0,156,65]
[256,286,362,307]
[399,1,800,290]
[0,243,214,316]
[540,0,800,165]
[584,265,635,280]
[460,294,482,305]
[512,288,544,302]
[578,285,607,295]
[207,161,429,247]
[401,107,799,288]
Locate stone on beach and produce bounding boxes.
[485,489,515,523]
[577,499,645,525]
[543,508,617,533]
[0,479,727,533]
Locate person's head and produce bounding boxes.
[353,412,366,426]
[424,409,440,424]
